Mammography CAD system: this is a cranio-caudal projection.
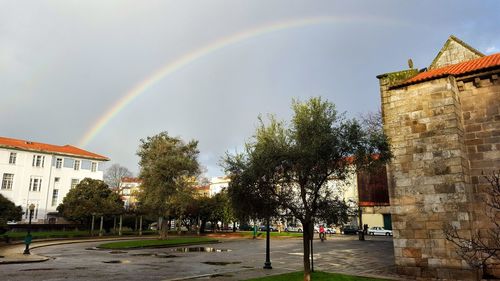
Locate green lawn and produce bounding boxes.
[245,271,389,281]
[98,237,219,249]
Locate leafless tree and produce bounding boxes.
[104,163,133,192]
[359,109,383,135]
[443,171,500,274]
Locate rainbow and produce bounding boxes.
[78,15,397,147]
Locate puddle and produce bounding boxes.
[74,267,88,270]
[173,247,231,253]
[102,260,131,264]
[210,273,233,278]
[129,253,178,258]
[241,265,254,268]
[155,254,178,258]
[203,261,241,266]
[109,250,128,254]
[130,253,153,256]
[20,268,56,271]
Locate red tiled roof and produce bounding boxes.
[194,185,210,191]
[0,136,109,161]
[402,53,500,86]
[121,177,141,183]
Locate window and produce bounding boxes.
[71,179,79,189]
[91,162,97,172]
[1,173,14,190]
[74,160,80,171]
[9,152,16,164]
[54,177,60,183]
[51,189,59,206]
[55,158,62,169]
[29,177,42,192]
[32,155,45,167]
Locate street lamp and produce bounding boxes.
[263,217,272,269]
[23,204,35,255]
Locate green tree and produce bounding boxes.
[57,178,124,225]
[224,97,391,281]
[0,194,23,234]
[224,151,280,230]
[137,132,200,238]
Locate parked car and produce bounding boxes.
[285,225,303,233]
[259,225,277,232]
[325,227,337,234]
[368,226,393,236]
[314,225,336,234]
[341,226,358,235]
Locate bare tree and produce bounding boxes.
[104,163,133,192]
[444,171,500,275]
[359,109,383,135]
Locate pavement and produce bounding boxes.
[0,234,407,281]
[0,236,153,264]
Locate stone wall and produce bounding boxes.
[380,75,481,280]
[380,70,500,279]
[429,38,482,69]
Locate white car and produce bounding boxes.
[368,226,392,236]
[325,227,337,234]
[285,225,303,232]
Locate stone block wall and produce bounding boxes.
[379,72,499,280]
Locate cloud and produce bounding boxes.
[485,46,499,54]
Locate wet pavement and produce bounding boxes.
[0,235,405,281]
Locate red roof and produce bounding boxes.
[121,177,141,183]
[0,136,109,161]
[402,53,500,86]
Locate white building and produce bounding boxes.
[0,136,109,223]
[119,177,142,209]
[209,176,230,197]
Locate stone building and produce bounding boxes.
[377,36,499,279]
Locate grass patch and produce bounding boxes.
[245,271,389,281]
[98,237,219,249]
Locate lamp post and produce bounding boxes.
[23,204,35,255]
[263,217,272,269]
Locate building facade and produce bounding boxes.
[0,136,109,223]
[378,36,499,279]
[119,177,142,209]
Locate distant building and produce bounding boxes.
[119,177,142,209]
[209,176,230,197]
[193,185,210,197]
[323,166,391,230]
[0,136,109,223]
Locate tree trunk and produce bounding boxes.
[139,215,143,236]
[118,215,123,236]
[160,217,169,239]
[302,220,312,281]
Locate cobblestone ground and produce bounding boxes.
[0,235,405,281]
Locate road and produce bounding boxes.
[1,235,402,281]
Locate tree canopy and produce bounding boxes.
[223,97,391,281]
[57,178,124,224]
[137,131,200,237]
[0,194,22,234]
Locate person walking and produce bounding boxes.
[319,224,326,242]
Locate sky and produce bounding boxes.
[1,1,499,178]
